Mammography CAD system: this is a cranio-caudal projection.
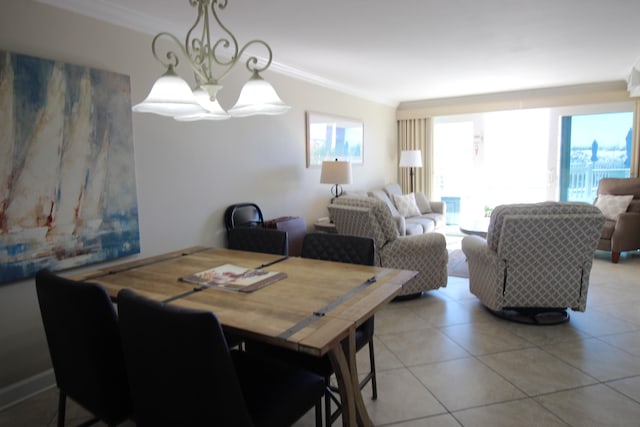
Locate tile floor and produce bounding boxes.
[2,245,640,426]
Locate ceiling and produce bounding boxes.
[39,0,640,106]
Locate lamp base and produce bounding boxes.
[331,184,344,198]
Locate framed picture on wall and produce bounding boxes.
[0,50,141,283]
[305,111,364,167]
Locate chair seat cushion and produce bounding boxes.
[406,216,436,233]
[405,222,426,235]
[600,219,615,240]
[405,213,445,233]
[232,350,325,427]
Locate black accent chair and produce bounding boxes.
[117,288,325,427]
[35,270,132,427]
[248,232,377,426]
[224,202,264,230]
[227,226,289,256]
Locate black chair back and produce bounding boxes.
[227,226,289,256]
[117,289,253,426]
[117,289,324,427]
[300,233,378,424]
[301,232,375,266]
[224,203,264,231]
[35,269,131,427]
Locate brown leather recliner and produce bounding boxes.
[595,178,640,263]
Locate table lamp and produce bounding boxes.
[320,159,352,201]
[399,150,422,193]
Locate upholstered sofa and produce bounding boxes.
[462,202,605,321]
[328,196,448,297]
[594,177,640,263]
[361,183,446,235]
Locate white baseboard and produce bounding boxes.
[0,370,55,412]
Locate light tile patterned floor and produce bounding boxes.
[1,247,639,426]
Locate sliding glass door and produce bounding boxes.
[433,103,634,225]
[433,109,551,225]
[559,112,632,202]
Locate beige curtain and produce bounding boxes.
[632,100,640,177]
[397,118,432,196]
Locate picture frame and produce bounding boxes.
[305,111,364,167]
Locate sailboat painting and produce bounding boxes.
[0,50,140,283]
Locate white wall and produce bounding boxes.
[0,0,397,406]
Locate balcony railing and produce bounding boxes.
[568,162,629,203]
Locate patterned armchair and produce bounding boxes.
[461,202,605,323]
[328,196,448,297]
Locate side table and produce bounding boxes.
[265,216,306,256]
[459,218,490,238]
[313,218,337,233]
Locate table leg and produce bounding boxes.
[328,327,374,427]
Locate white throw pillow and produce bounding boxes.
[393,193,421,217]
[595,194,633,220]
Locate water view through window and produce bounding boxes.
[560,112,632,202]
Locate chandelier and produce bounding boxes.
[132,0,290,121]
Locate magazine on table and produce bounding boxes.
[180,263,287,293]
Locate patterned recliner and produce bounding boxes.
[461,202,605,313]
[328,197,448,297]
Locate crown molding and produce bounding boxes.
[36,0,397,107]
[37,0,166,36]
[396,81,631,119]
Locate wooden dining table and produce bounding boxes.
[72,246,417,426]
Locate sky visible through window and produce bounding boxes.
[571,112,632,149]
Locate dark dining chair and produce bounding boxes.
[117,288,325,427]
[227,226,289,348]
[227,226,289,256]
[247,232,377,426]
[301,232,378,424]
[35,269,132,427]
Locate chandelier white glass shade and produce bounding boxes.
[228,71,290,117]
[132,66,204,117]
[132,0,290,121]
[174,86,230,121]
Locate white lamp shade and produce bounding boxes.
[174,86,230,121]
[320,160,352,184]
[132,66,207,117]
[228,72,291,117]
[399,150,423,168]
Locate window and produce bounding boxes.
[434,109,550,224]
[559,112,632,202]
[433,103,634,224]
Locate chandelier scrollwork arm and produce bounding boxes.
[150,32,186,70]
[150,0,274,85]
[133,0,290,119]
[184,0,239,85]
[237,40,273,74]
